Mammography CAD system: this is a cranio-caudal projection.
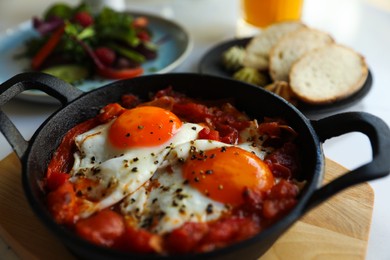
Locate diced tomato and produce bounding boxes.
[97,103,126,123]
[173,103,212,123]
[262,180,299,219]
[198,218,259,252]
[47,182,78,224]
[258,122,281,137]
[165,222,209,254]
[198,127,220,141]
[116,225,162,254]
[132,16,149,28]
[137,31,150,42]
[121,94,140,108]
[46,118,99,179]
[46,172,69,191]
[74,11,94,27]
[94,47,116,67]
[75,209,125,247]
[217,124,239,144]
[265,142,300,178]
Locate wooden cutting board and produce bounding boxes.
[0,153,374,260]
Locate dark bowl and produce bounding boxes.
[1,72,389,260]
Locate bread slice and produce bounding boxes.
[269,27,334,81]
[242,21,306,71]
[289,44,369,104]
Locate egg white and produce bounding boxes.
[69,120,203,217]
[120,140,229,234]
[119,137,272,234]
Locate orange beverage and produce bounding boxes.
[240,0,304,28]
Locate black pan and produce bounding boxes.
[1,72,389,260]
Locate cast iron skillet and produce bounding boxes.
[1,72,389,260]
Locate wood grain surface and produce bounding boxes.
[0,153,374,260]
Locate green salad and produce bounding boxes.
[21,3,158,83]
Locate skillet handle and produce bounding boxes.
[304,112,390,212]
[0,72,84,158]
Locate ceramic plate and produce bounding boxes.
[199,37,372,115]
[0,11,192,104]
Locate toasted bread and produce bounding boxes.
[269,27,334,81]
[242,21,306,71]
[289,44,369,104]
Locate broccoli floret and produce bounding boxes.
[222,46,245,71]
[233,67,270,86]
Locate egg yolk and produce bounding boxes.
[182,146,274,206]
[109,106,182,148]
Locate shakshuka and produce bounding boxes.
[45,87,302,255]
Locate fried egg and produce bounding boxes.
[120,139,275,234]
[69,106,202,217]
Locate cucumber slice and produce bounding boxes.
[42,65,89,84]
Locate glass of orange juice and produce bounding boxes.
[240,0,304,29]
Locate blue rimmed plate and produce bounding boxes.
[0,11,192,104]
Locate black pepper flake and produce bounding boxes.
[87,186,92,191]
[206,204,213,214]
[75,172,85,177]
[131,198,136,204]
[191,126,197,130]
[179,208,186,214]
[159,211,166,219]
[178,158,185,163]
[210,153,216,159]
[90,156,96,164]
[206,170,213,175]
[175,188,183,193]
[76,190,83,197]
[194,177,200,182]
[183,180,189,185]
[221,147,227,152]
[131,167,138,172]
[151,153,155,156]
[126,133,131,137]
[169,119,174,123]
[172,200,178,207]
[176,194,186,200]
[92,167,101,175]
[150,131,154,134]
[154,160,159,164]
[152,198,158,204]
[133,157,139,162]
[138,125,144,129]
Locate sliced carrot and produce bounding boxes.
[32,25,65,70]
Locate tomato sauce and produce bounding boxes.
[45,87,302,255]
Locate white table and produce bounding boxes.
[0,0,389,259]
